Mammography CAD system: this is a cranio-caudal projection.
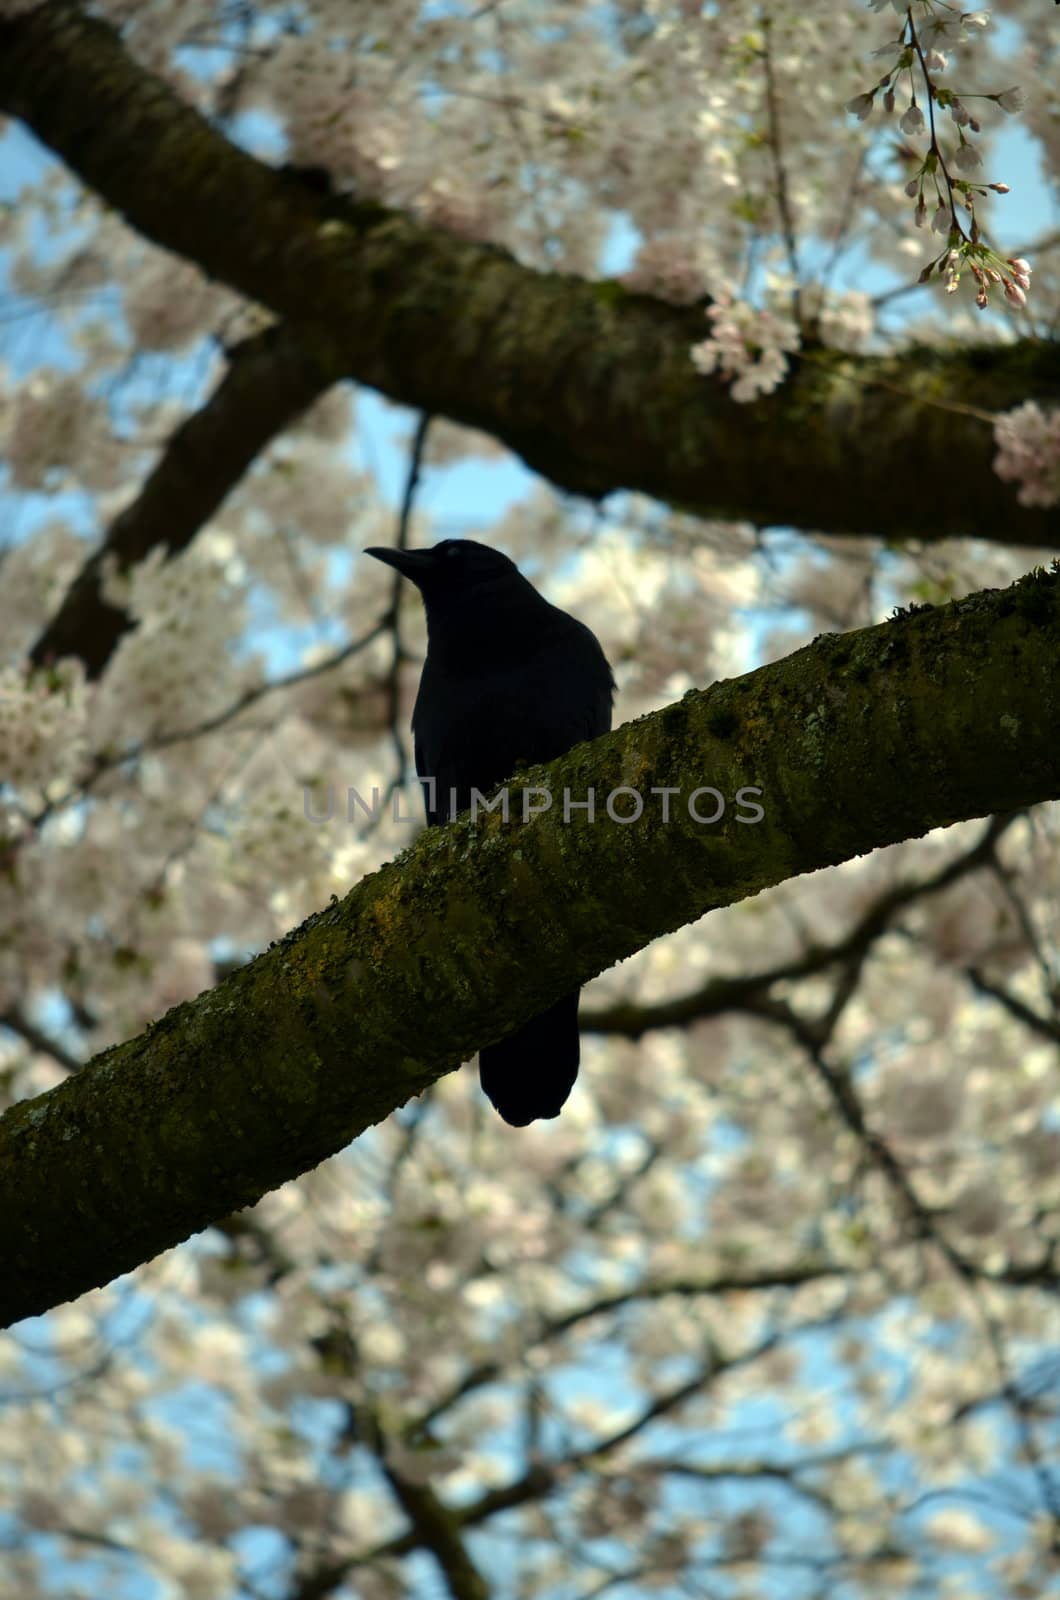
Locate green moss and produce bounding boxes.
[590,278,629,308]
[706,706,740,740]
[1012,566,1060,627]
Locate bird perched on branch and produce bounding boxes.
[364,538,614,1125]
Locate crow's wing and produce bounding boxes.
[413,622,613,825]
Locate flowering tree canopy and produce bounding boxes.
[0,3,1059,1598]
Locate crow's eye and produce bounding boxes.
[443,543,464,560]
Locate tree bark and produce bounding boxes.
[2,566,1059,1326]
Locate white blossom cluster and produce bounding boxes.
[6,371,121,493]
[91,543,253,746]
[993,401,1060,508]
[0,520,88,657]
[689,291,801,402]
[0,659,87,799]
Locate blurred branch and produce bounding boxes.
[967,966,1060,1043]
[640,1437,890,1512]
[0,1006,83,1076]
[295,1304,491,1600]
[27,618,390,838]
[371,1433,490,1600]
[307,1312,848,1596]
[747,980,1060,1530]
[28,321,345,678]
[413,1258,847,1435]
[760,13,802,312]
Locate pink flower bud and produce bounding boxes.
[1003,279,1027,307]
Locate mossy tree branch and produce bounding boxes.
[2,567,1059,1327]
[1,2,1058,548]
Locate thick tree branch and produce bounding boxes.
[1,568,1060,1325]
[28,321,345,678]
[1,2,1058,547]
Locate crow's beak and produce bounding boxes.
[364,546,437,581]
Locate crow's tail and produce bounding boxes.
[478,990,581,1126]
